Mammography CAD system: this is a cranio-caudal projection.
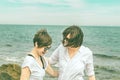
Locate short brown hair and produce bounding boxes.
[62,25,83,48]
[33,29,52,47]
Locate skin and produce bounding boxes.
[89,76,96,80]
[20,42,58,80]
[65,34,96,80]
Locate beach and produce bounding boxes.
[0,25,120,80]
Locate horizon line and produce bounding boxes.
[0,23,120,27]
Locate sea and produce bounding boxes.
[0,24,120,80]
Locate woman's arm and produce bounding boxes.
[88,75,96,80]
[20,67,30,80]
[46,64,59,77]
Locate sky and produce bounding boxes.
[0,0,120,26]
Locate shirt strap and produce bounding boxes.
[27,54,45,69]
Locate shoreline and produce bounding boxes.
[0,63,120,80]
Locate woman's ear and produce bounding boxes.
[35,42,38,48]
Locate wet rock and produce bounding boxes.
[0,64,21,80]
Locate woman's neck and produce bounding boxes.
[31,48,39,59]
[68,47,80,52]
[67,47,80,59]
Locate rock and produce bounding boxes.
[0,72,14,80]
[0,64,21,80]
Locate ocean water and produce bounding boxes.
[0,25,120,80]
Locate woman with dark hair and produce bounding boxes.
[20,29,58,80]
[49,25,96,80]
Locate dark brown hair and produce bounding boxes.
[62,25,83,48]
[33,29,52,47]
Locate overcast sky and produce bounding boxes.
[0,0,120,26]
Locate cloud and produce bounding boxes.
[8,0,64,4]
[0,0,120,26]
[65,0,85,8]
[7,0,85,9]
[0,11,82,25]
[8,0,17,3]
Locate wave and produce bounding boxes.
[5,44,12,47]
[95,65,120,74]
[0,55,24,64]
[94,54,120,60]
